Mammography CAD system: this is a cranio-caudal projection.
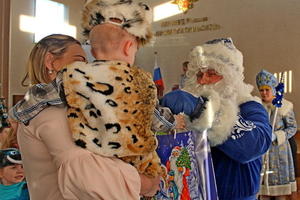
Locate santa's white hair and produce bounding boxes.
[184,38,254,103]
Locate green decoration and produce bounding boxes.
[176,147,191,169]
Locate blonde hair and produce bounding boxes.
[1,127,17,149]
[21,34,81,86]
[259,85,272,91]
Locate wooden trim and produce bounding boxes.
[0,0,10,102]
[12,95,24,106]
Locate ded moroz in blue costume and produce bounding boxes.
[161,38,272,200]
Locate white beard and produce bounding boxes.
[182,55,260,146]
[184,80,251,146]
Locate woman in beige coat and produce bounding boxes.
[11,34,158,200]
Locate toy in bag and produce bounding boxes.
[152,130,218,200]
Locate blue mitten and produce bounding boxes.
[160,90,207,121]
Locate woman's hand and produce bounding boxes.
[139,174,160,197]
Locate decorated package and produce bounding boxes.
[152,131,218,200]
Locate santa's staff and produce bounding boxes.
[271,72,285,132]
[260,71,284,191]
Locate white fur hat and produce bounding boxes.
[188,38,244,75]
[82,0,153,45]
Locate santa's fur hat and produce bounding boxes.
[184,38,254,104]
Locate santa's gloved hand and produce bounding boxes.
[189,96,208,122]
[160,90,205,116]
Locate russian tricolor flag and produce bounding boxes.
[153,52,164,89]
[153,66,164,88]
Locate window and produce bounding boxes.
[274,70,293,93]
[34,0,76,42]
[153,1,184,22]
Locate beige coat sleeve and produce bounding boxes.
[35,106,141,200]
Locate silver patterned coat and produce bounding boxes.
[260,98,297,196]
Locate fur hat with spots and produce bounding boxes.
[82,0,153,45]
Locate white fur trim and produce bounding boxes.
[259,181,297,195]
[274,130,286,146]
[278,99,293,116]
[238,95,261,105]
[251,96,262,104]
[185,89,239,146]
[262,99,294,120]
[207,99,239,146]
[186,90,219,132]
[187,38,243,79]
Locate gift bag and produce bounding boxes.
[153,130,218,200]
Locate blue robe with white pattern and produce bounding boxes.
[212,101,272,200]
[161,91,272,200]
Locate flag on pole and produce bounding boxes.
[153,66,164,88]
[153,52,164,89]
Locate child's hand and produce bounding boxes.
[174,114,186,130]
